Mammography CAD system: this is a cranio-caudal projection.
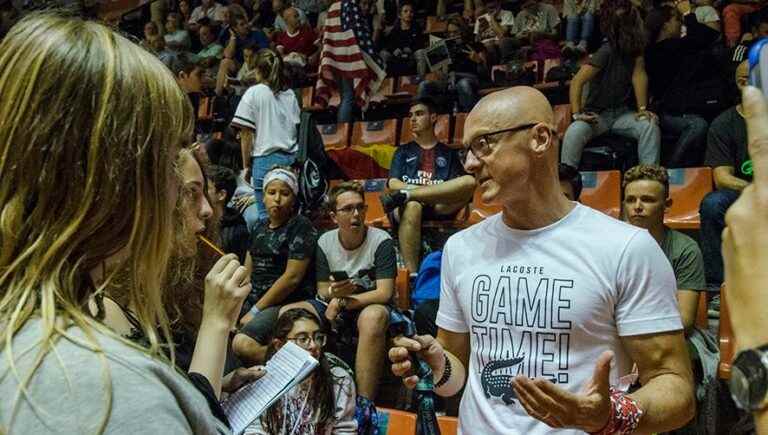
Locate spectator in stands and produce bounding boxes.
[232,49,300,223]
[294,0,323,26]
[381,98,476,273]
[189,0,228,32]
[723,0,763,47]
[272,0,308,32]
[148,33,178,68]
[206,137,263,232]
[380,2,427,76]
[280,182,395,401]
[274,6,319,85]
[207,165,250,263]
[179,0,192,24]
[244,308,357,434]
[195,23,224,68]
[514,0,561,61]
[315,0,386,123]
[563,0,599,56]
[169,53,205,118]
[731,8,768,64]
[692,0,721,31]
[700,60,751,292]
[473,1,517,66]
[622,164,706,334]
[416,17,486,112]
[165,12,192,52]
[216,16,270,95]
[558,163,583,201]
[358,0,384,45]
[561,1,661,169]
[233,167,318,364]
[645,0,719,167]
[389,86,694,434]
[141,20,160,50]
[0,14,246,433]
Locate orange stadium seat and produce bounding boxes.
[371,78,396,103]
[396,74,438,96]
[318,123,351,150]
[352,119,399,147]
[399,115,451,145]
[300,86,314,108]
[438,416,459,435]
[466,188,502,226]
[197,96,213,121]
[426,15,448,33]
[378,408,417,435]
[665,167,713,230]
[580,170,621,218]
[719,284,734,380]
[453,112,467,146]
[395,267,411,310]
[695,292,709,330]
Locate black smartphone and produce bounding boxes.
[330,271,349,281]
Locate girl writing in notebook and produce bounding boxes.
[245,308,357,434]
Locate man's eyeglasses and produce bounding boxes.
[458,123,538,166]
[287,332,328,349]
[336,204,368,215]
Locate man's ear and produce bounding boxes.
[530,123,553,156]
[665,196,673,211]
[329,210,339,226]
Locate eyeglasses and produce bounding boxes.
[458,123,538,166]
[287,332,328,349]
[336,204,368,215]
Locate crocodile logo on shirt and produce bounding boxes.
[480,356,525,405]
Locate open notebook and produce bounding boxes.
[221,341,319,434]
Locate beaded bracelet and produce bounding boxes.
[434,354,452,388]
[589,387,644,435]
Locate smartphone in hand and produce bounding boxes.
[330,271,349,281]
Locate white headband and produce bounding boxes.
[263,168,298,195]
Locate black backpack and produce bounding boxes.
[294,111,346,218]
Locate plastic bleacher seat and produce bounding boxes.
[399,115,451,145]
[371,78,396,103]
[395,267,411,310]
[396,73,438,96]
[197,96,212,121]
[438,416,459,435]
[378,407,417,435]
[466,188,502,226]
[352,119,399,147]
[719,284,734,380]
[695,292,709,330]
[580,170,621,218]
[553,104,572,139]
[665,167,713,230]
[426,15,448,34]
[453,112,467,146]
[318,123,351,150]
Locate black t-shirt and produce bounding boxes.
[384,21,426,53]
[248,214,317,304]
[220,206,249,263]
[705,106,752,181]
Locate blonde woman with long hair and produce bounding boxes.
[0,13,250,434]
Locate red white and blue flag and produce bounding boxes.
[314,0,385,110]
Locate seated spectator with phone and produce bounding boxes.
[279,182,396,402]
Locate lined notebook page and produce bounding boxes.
[221,342,318,434]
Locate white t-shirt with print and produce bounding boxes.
[436,204,681,435]
[232,83,300,157]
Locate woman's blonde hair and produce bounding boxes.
[0,12,194,431]
[253,48,286,94]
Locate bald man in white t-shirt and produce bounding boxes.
[389,87,695,435]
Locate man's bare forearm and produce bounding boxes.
[628,373,695,434]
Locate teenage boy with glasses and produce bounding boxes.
[279,181,396,402]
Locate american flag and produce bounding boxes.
[314,0,385,111]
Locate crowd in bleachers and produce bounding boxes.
[1,0,767,432]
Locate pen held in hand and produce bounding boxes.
[198,234,226,257]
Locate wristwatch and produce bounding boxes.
[731,344,768,411]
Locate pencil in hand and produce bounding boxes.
[198,235,226,257]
